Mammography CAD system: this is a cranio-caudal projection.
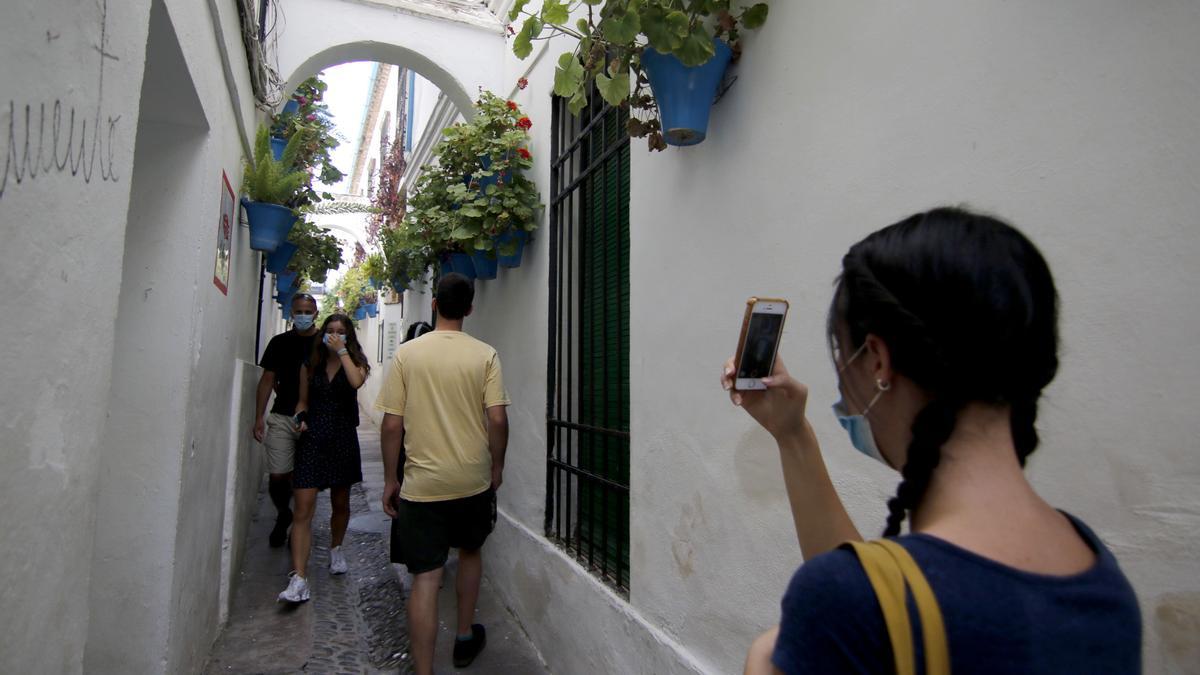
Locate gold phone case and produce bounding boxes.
[733,297,790,391]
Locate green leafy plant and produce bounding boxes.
[403,92,543,257]
[509,0,768,151]
[242,125,309,206]
[286,219,343,284]
[332,264,371,315]
[362,253,388,288]
[271,75,346,205]
[381,225,436,290]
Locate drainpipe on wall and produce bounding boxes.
[254,255,266,360]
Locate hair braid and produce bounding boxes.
[883,398,961,537]
[1010,397,1041,467]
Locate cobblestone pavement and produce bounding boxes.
[204,415,547,675]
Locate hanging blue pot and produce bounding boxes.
[270,136,287,162]
[281,303,293,320]
[354,306,368,321]
[275,270,299,293]
[282,99,300,115]
[365,303,378,318]
[391,273,410,293]
[369,276,381,289]
[494,230,529,268]
[265,242,298,274]
[464,154,511,193]
[440,252,477,280]
[242,198,298,252]
[471,250,499,280]
[640,39,734,146]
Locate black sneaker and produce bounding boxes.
[452,624,486,668]
[269,509,293,548]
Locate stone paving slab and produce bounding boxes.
[204,414,547,675]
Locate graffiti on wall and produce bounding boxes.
[1,0,123,202]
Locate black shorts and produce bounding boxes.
[390,489,497,574]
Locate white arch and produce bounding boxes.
[274,0,506,117]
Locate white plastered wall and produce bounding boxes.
[1,0,266,670]
[431,1,1200,674]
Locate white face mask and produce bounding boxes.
[292,313,315,330]
[832,342,891,465]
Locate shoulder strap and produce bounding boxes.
[847,540,950,675]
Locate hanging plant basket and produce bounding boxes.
[354,306,368,321]
[494,230,529,268]
[641,39,734,147]
[275,270,299,293]
[365,303,378,318]
[471,250,499,280]
[270,136,288,162]
[281,303,293,320]
[265,242,299,274]
[440,252,477,280]
[242,198,298,252]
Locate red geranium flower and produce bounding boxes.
[517,117,532,130]
[517,77,529,90]
[507,101,518,111]
[518,148,531,160]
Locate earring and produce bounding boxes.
[876,379,891,392]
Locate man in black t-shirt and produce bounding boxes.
[253,293,320,547]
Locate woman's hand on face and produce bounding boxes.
[326,333,346,352]
[721,356,810,442]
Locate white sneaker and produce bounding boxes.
[278,572,310,603]
[330,546,348,575]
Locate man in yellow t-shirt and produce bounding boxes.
[376,273,509,675]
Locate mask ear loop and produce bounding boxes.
[862,378,891,416]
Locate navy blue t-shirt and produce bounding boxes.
[772,514,1141,674]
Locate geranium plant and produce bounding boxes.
[271,75,346,205]
[404,91,543,257]
[509,0,768,150]
[286,219,343,284]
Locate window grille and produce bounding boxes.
[546,88,631,593]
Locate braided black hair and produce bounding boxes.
[830,207,1059,536]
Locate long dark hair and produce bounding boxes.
[828,207,1059,537]
[309,313,371,377]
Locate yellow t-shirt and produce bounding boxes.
[375,331,510,502]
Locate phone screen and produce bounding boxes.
[738,312,785,378]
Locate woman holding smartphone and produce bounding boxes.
[725,208,1141,674]
[278,313,370,603]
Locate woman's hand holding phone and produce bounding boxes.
[722,355,811,443]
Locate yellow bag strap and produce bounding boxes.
[847,540,950,675]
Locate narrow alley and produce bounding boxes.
[205,418,549,674]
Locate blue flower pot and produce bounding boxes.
[354,306,368,321]
[282,99,300,115]
[365,303,378,318]
[471,250,499,280]
[275,270,299,293]
[242,198,298,252]
[464,154,510,193]
[369,276,381,289]
[494,230,529,268]
[640,39,734,146]
[441,252,477,280]
[265,242,298,274]
[270,136,287,162]
[391,274,410,293]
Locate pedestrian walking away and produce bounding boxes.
[376,274,510,675]
[278,313,370,604]
[389,319,435,566]
[729,208,1142,675]
[253,293,321,548]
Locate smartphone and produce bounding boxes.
[733,297,789,391]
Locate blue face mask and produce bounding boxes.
[833,341,891,465]
[292,313,315,330]
[833,398,886,463]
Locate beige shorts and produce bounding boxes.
[263,412,300,474]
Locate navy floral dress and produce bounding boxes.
[294,365,363,490]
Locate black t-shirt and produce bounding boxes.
[259,330,318,415]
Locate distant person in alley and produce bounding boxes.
[376,273,509,675]
[253,293,321,548]
[277,312,370,603]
